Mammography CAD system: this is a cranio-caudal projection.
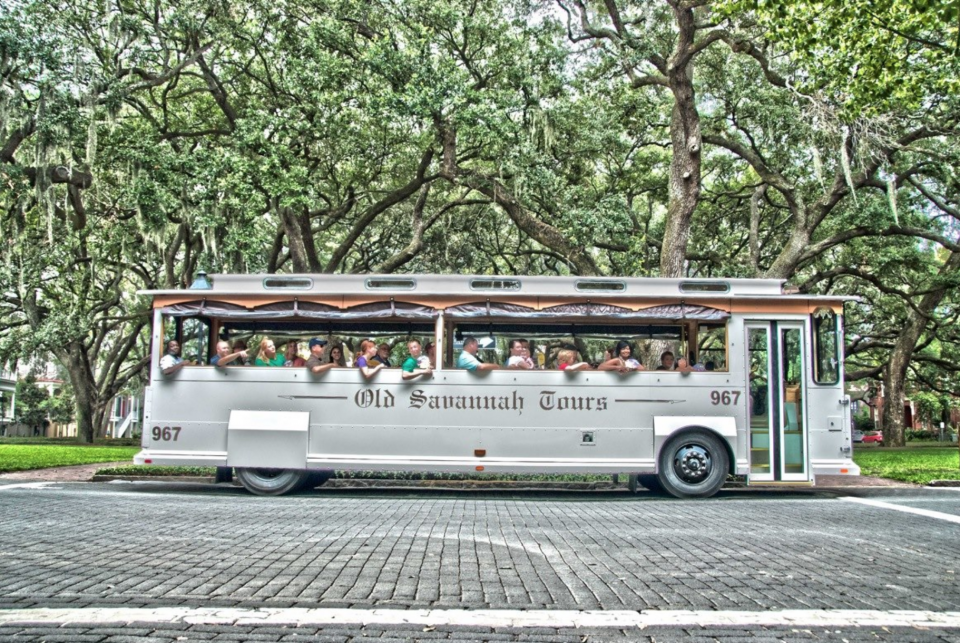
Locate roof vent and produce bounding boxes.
[365,277,416,290]
[679,281,729,293]
[576,280,625,292]
[263,277,313,289]
[470,278,521,291]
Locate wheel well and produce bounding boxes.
[660,425,736,476]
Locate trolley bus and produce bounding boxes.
[136,273,859,497]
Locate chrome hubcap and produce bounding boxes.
[673,445,712,483]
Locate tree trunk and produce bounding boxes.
[55,342,99,443]
[658,3,701,279]
[880,250,960,446]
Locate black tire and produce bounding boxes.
[235,468,311,496]
[303,470,334,489]
[636,474,664,494]
[656,429,729,499]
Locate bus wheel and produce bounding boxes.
[235,468,311,496]
[636,474,663,494]
[657,430,729,499]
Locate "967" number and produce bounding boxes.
[151,426,181,441]
[710,390,741,406]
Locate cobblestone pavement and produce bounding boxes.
[1,482,959,642]
[1,621,959,642]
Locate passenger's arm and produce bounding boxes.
[311,362,336,374]
[596,358,624,372]
[474,362,500,371]
[359,363,384,379]
[566,362,593,372]
[402,368,432,380]
[161,362,186,376]
[216,351,247,367]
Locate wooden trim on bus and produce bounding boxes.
[153,294,844,316]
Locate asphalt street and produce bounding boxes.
[1,481,959,642]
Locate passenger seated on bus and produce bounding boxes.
[424,342,436,369]
[401,339,433,380]
[675,357,693,373]
[231,339,252,365]
[255,338,285,366]
[598,340,643,373]
[211,340,247,367]
[326,344,347,367]
[370,343,394,368]
[356,339,386,379]
[160,340,194,375]
[457,336,500,371]
[505,339,534,369]
[557,349,591,372]
[656,351,676,371]
[306,338,335,375]
[283,341,307,367]
[688,353,706,371]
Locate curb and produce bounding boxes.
[928,479,960,487]
[92,475,215,483]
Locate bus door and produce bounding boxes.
[746,322,809,482]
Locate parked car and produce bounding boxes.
[861,431,884,445]
[853,429,864,443]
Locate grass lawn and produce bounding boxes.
[0,444,140,473]
[854,446,960,485]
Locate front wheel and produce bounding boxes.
[656,429,729,499]
[235,468,311,496]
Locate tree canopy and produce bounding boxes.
[0,0,957,443]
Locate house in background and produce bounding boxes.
[0,366,15,436]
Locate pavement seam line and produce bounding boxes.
[840,496,960,525]
[3,608,960,628]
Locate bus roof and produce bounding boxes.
[140,273,855,301]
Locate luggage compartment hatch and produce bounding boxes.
[227,410,309,469]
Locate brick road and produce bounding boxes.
[1,482,959,642]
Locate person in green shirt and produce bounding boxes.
[255,337,286,367]
[401,339,433,380]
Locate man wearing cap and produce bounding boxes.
[306,338,335,374]
[370,343,393,368]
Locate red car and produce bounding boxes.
[861,431,884,445]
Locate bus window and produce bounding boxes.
[696,324,727,370]
[181,318,211,365]
[812,308,839,385]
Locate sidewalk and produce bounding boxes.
[0,461,130,482]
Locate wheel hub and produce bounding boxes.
[673,445,712,483]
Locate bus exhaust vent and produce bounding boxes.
[679,281,730,293]
[365,277,416,290]
[470,278,521,291]
[263,277,313,290]
[575,280,626,292]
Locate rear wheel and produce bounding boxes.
[235,468,311,496]
[656,429,729,499]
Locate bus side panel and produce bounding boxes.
[142,368,747,471]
